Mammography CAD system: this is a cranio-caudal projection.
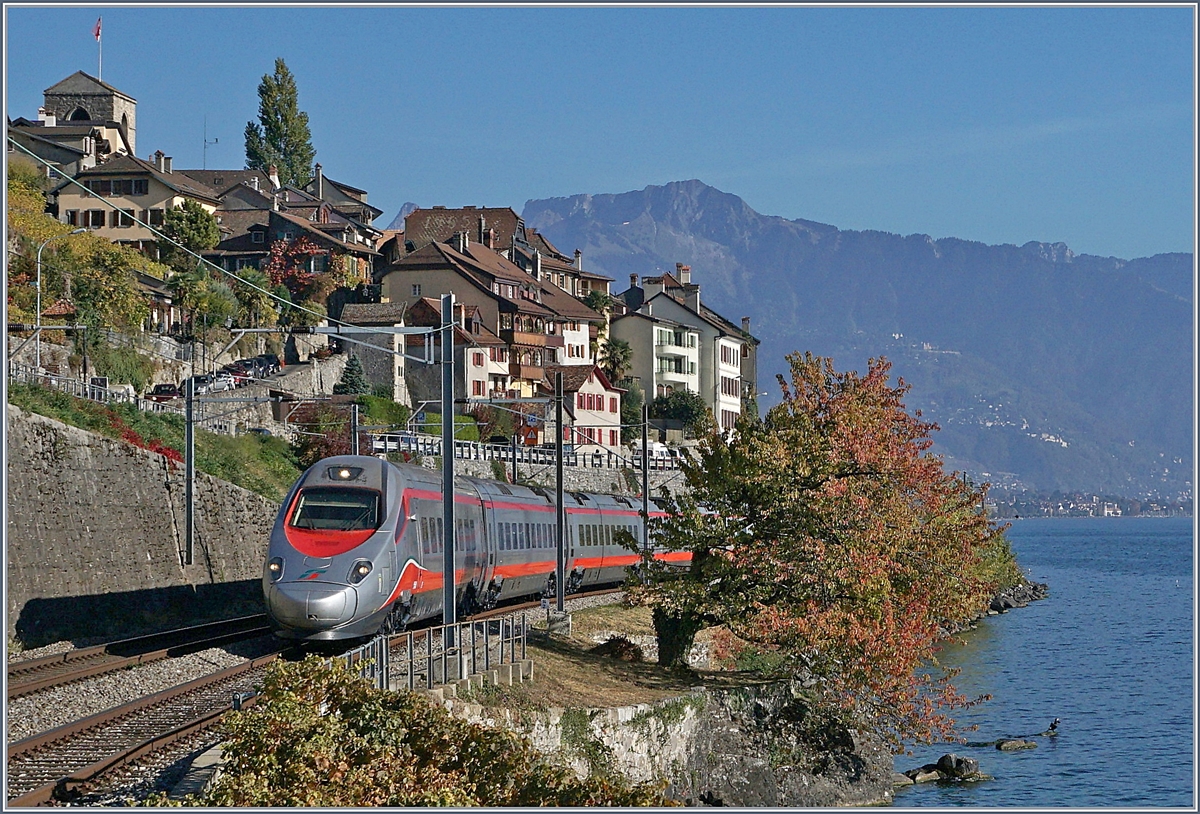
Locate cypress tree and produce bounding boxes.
[244,58,316,188]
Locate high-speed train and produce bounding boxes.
[263,455,686,640]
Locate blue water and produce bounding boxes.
[892,517,1195,808]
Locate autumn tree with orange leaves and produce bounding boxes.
[629,352,1022,750]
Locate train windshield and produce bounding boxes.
[290,487,380,531]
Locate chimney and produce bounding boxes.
[163,155,172,173]
[534,250,542,280]
[268,165,281,191]
[154,150,165,172]
[741,316,751,334]
[574,249,582,270]
[249,176,259,191]
[676,263,691,284]
[684,286,700,313]
[629,273,638,289]
[315,163,324,199]
[37,107,56,127]
[455,231,469,253]
[478,214,487,244]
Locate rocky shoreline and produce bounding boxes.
[895,579,1051,794]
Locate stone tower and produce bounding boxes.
[42,70,136,155]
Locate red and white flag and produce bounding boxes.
[92,17,101,41]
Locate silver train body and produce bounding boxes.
[263,455,681,640]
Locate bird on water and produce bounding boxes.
[1049,717,1060,732]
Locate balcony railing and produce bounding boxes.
[499,329,546,347]
[508,362,544,381]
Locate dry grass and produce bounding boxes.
[481,600,758,714]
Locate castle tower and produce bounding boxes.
[42,70,136,155]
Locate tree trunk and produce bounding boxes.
[653,607,704,669]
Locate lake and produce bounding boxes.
[892,517,1194,808]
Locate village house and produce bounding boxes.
[538,365,625,454]
[400,297,507,409]
[614,263,758,433]
[378,233,603,398]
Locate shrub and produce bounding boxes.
[143,656,671,807]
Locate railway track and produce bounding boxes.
[7,615,272,700]
[5,590,625,805]
[5,653,283,806]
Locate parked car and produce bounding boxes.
[180,374,213,396]
[145,383,181,402]
[210,372,236,392]
[255,353,281,375]
[223,360,254,387]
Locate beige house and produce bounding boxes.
[55,152,219,256]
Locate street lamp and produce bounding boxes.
[35,228,88,370]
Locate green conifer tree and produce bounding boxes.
[244,58,316,188]
[333,354,370,395]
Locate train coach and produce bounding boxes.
[263,454,687,641]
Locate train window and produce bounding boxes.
[420,518,430,555]
[435,518,443,552]
[499,522,507,550]
[290,487,379,531]
[525,523,532,550]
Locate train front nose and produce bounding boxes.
[266,581,359,633]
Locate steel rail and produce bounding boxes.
[7,615,271,700]
[6,652,282,806]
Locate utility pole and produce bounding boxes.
[184,376,195,566]
[440,293,456,635]
[555,370,565,612]
[641,401,649,555]
[511,433,518,484]
[351,402,360,456]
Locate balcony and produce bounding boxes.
[500,329,546,347]
[508,362,544,381]
[543,333,565,348]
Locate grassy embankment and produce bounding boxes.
[8,383,301,502]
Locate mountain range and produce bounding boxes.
[520,180,1193,499]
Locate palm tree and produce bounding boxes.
[598,337,633,383]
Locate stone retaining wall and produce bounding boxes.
[5,406,276,644]
[442,682,893,807]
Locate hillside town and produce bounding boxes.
[8,70,760,455]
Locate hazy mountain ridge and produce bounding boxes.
[523,180,1193,498]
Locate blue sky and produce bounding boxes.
[4,5,1195,260]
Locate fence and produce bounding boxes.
[7,363,236,434]
[340,615,528,692]
[370,432,682,472]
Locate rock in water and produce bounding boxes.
[996,739,1038,751]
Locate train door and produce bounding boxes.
[455,484,487,608]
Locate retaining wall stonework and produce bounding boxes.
[5,406,276,644]
[446,683,894,807]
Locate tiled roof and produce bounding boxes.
[339,302,408,325]
[524,229,574,262]
[539,283,603,322]
[539,365,625,395]
[6,124,88,156]
[404,206,523,252]
[178,169,274,197]
[272,210,379,256]
[44,70,135,102]
[71,154,221,202]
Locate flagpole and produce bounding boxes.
[94,17,102,81]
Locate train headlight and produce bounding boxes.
[267,557,284,581]
[327,466,364,481]
[348,559,373,584]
